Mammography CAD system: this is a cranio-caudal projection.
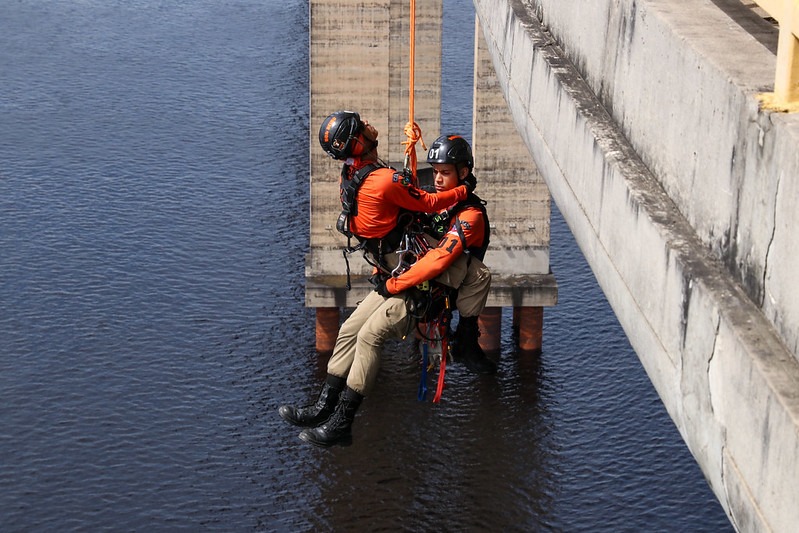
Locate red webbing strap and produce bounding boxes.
[432,322,447,403]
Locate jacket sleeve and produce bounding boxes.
[385,207,485,294]
[382,171,467,213]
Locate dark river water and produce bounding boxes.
[0,0,733,531]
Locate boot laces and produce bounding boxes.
[325,395,358,430]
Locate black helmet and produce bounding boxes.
[319,111,363,160]
[426,134,473,170]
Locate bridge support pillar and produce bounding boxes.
[315,307,340,355]
[478,307,502,354]
[307,4,558,358]
[517,306,543,354]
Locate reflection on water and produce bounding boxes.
[284,337,559,531]
[0,0,731,531]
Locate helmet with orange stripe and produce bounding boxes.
[319,111,363,160]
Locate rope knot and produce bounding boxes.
[402,121,426,177]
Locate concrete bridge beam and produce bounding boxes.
[473,0,799,530]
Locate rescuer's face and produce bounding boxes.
[361,121,378,142]
[431,163,461,192]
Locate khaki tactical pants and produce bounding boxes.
[326,290,413,396]
[434,254,491,318]
[326,252,491,396]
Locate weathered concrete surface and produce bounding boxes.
[473,23,557,307]
[307,0,556,312]
[473,0,799,530]
[308,0,443,284]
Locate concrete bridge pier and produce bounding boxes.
[473,18,557,354]
[307,0,557,356]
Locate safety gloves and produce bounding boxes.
[375,277,394,298]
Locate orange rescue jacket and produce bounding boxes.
[385,202,487,294]
[344,163,468,240]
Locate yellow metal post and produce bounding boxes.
[755,0,799,111]
[774,1,799,103]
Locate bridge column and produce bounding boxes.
[306,0,444,332]
[517,306,544,353]
[315,307,340,354]
[306,3,557,357]
[472,18,557,353]
[478,307,502,353]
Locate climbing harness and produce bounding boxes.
[373,213,453,403]
[337,162,384,289]
[395,225,452,403]
[409,196,490,401]
[337,162,384,235]
[337,161,414,289]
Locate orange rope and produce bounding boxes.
[402,0,426,177]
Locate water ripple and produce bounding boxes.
[0,0,730,531]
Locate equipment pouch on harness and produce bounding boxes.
[336,162,393,289]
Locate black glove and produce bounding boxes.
[462,173,477,193]
[375,277,394,298]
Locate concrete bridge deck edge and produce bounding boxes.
[474,0,799,530]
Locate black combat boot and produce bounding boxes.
[452,315,497,374]
[298,386,363,447]
[278,374,346,427]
